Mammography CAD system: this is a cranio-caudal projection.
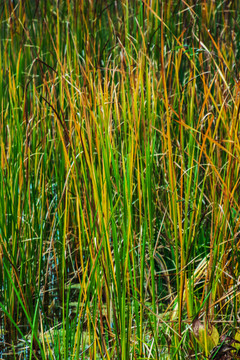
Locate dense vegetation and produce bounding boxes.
[0,1,240,359]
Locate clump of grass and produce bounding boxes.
[0,1,240,359]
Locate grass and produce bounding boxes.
[0,0,240,359]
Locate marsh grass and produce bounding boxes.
[0,1,240,359]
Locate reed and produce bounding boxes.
[0,1,239,359]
